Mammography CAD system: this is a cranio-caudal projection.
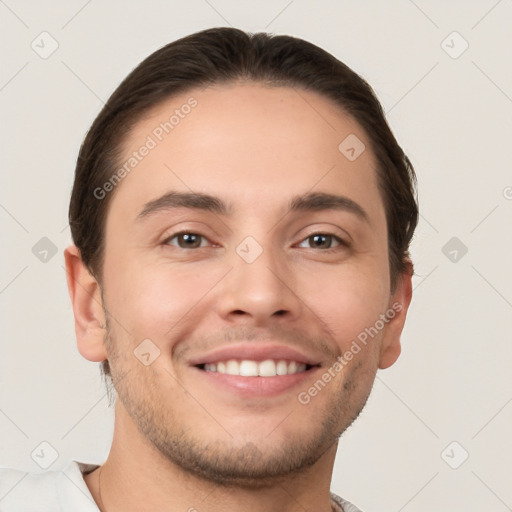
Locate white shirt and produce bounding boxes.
[0,460,100,511]
[0,460,363,511]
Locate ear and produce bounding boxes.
[64,245,108,363]
[378,259,413,369]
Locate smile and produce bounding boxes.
[198,359,313,377]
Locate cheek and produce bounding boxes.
[297,264,389,352]
[105,258,228,338]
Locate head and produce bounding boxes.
[65,27,417,486]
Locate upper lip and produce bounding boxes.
[187,343,322,367]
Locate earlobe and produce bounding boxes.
[64,245,108,363]
[378,260,413,370]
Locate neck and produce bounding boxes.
[86,402,338,512]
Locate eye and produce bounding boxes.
[164,232,209,249]
[297,233,344,250]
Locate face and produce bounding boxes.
[82,82,410,485]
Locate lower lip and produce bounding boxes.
[192,366,320,398]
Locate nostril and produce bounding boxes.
[273,310,287,316]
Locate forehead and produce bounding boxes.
[110,81,384,223]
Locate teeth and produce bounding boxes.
[276,360,288,375]
[226,360,238,374]
[240,360,258,377]
[258,360,277,377]
[202,359,307,376]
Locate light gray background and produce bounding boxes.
[1,1,511,510]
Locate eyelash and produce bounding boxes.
[162,231,349,251]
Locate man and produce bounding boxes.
[0,27,417,511]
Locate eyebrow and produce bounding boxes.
[288,192,370,223]
[137,190,369,224]
[137,191,232,220]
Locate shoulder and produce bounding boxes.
[331,491,366,512]
[0,465,61,511]
[0,460,100,511]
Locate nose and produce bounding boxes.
[215,243,303,325]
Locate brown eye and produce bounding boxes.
[298,234,342,249]
[166,233,206,249]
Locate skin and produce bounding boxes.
[65,82,412,512]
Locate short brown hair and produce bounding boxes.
[69,27,418,381]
